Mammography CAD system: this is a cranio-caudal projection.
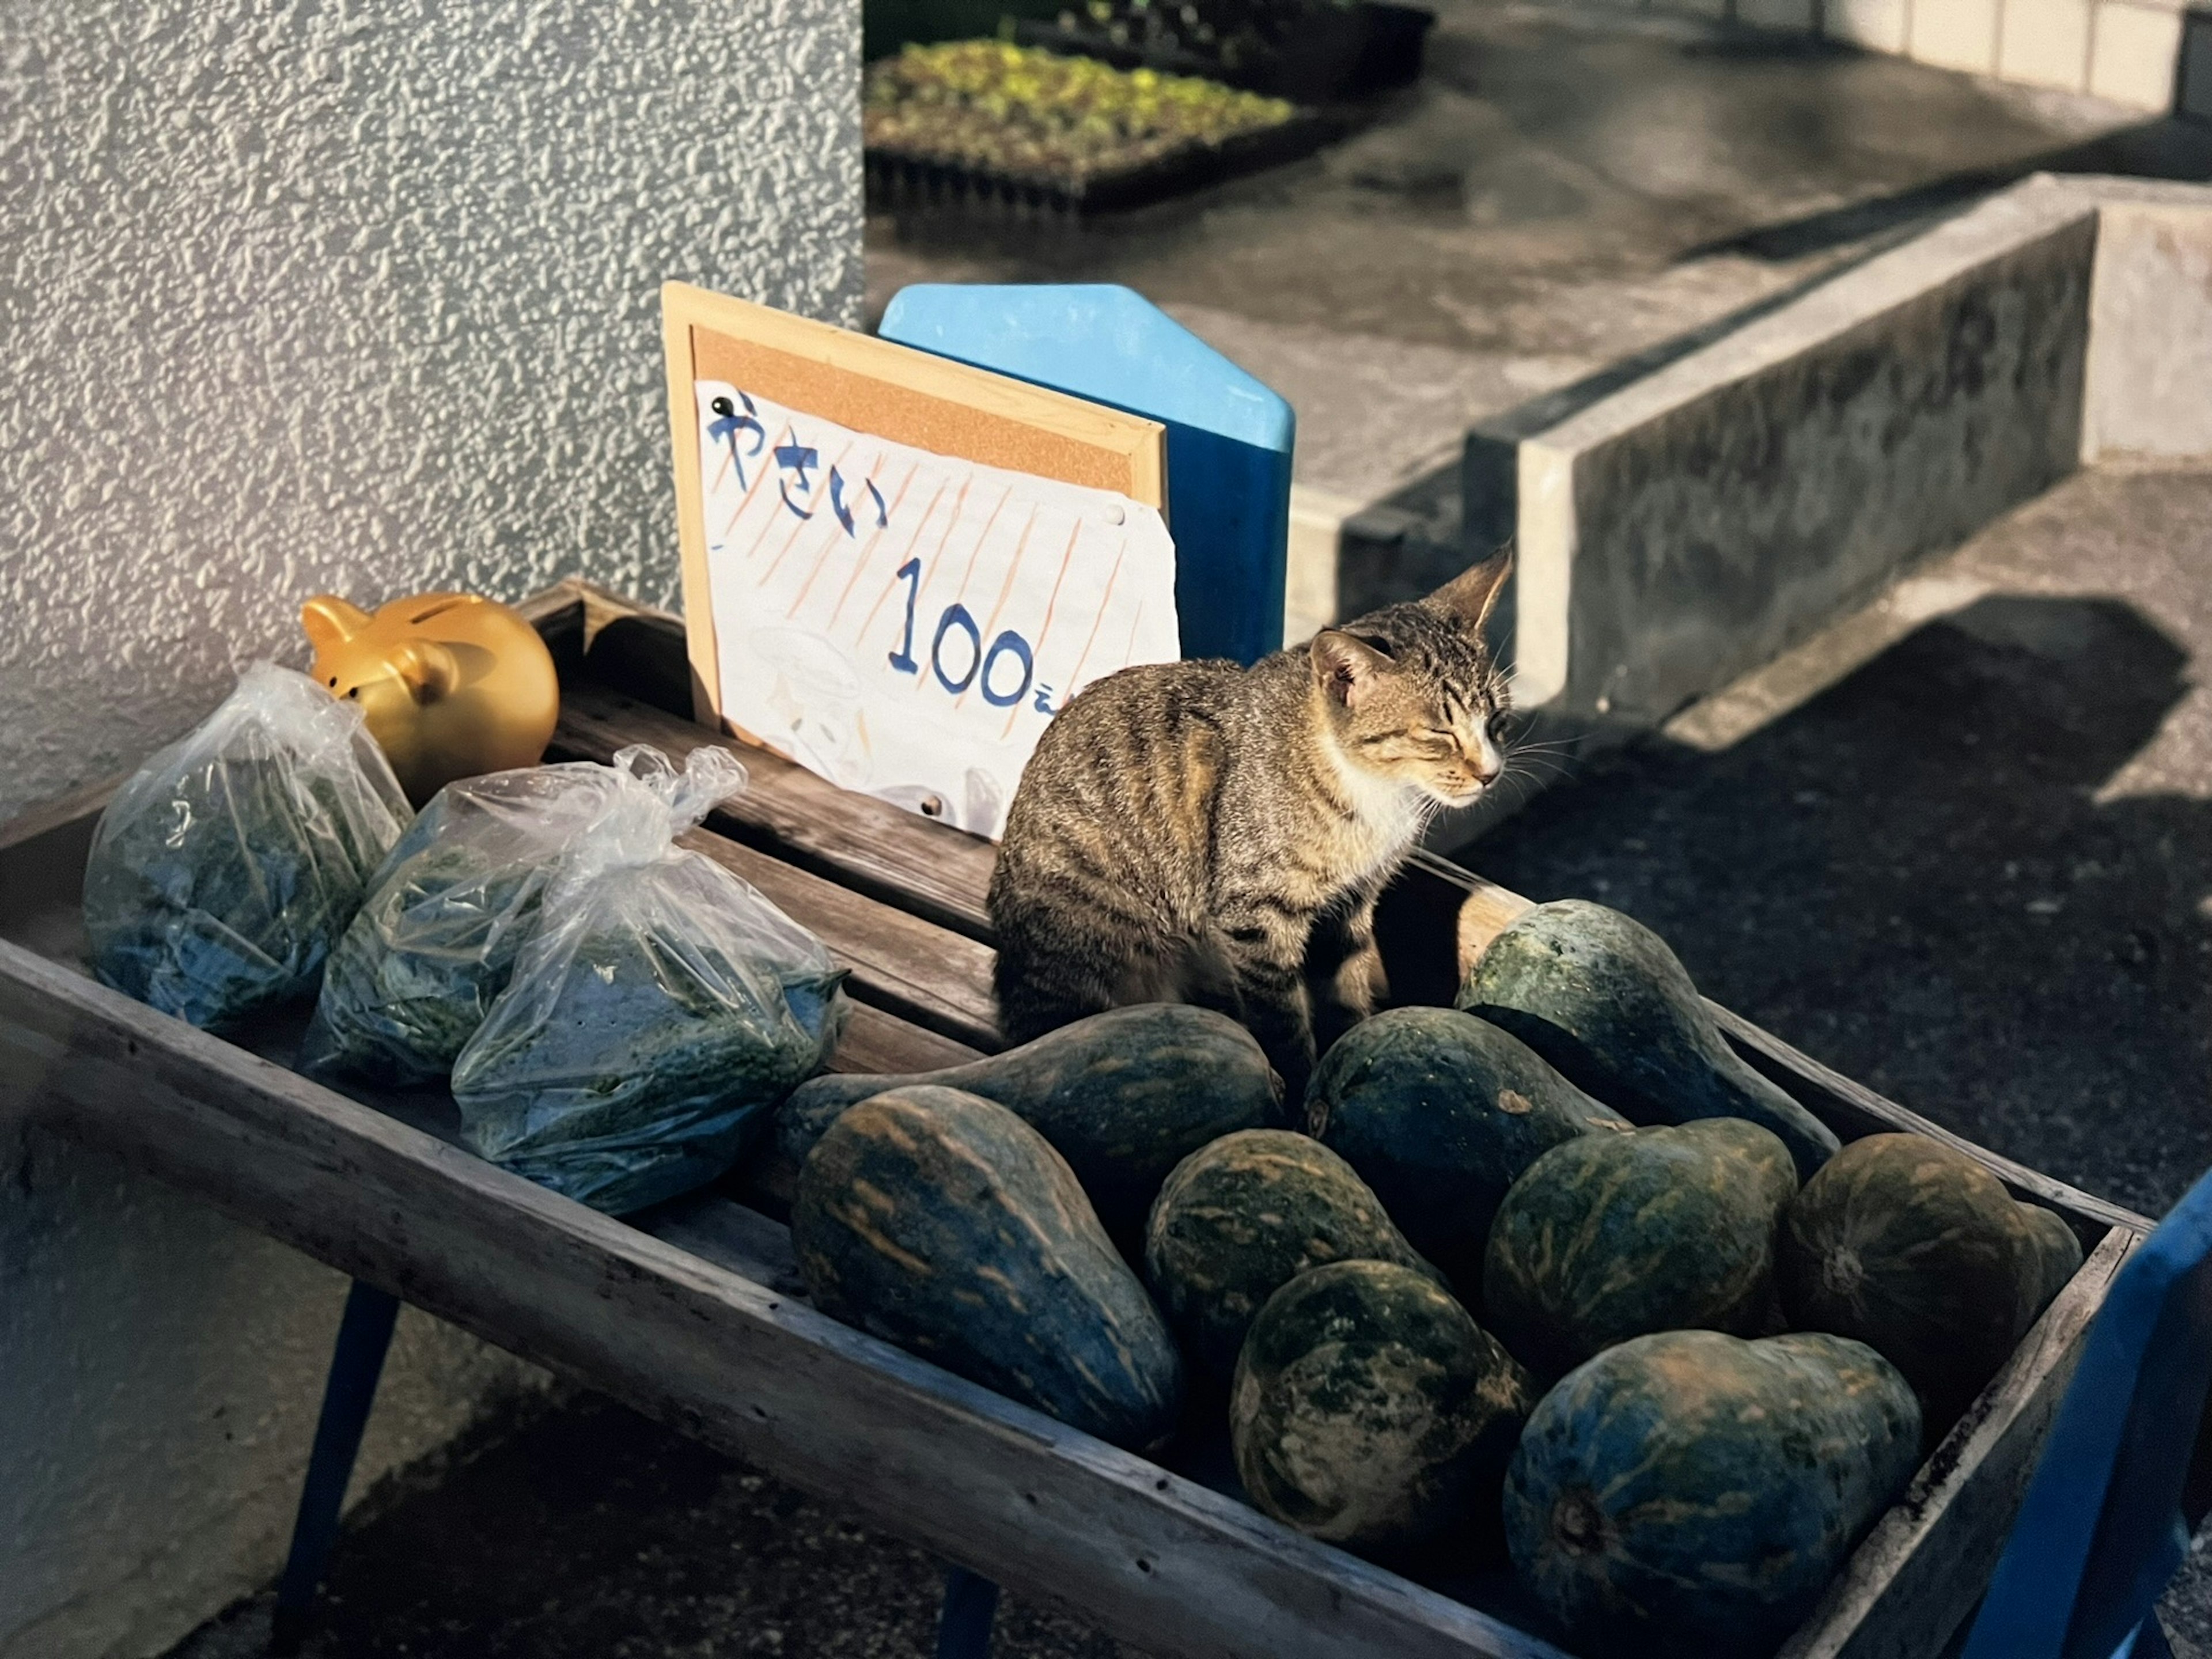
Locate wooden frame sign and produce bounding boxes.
[662,283,1172,839]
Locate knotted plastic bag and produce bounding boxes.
[450,744,849,1213]
[82,662,413,1030]
[300,761,634,1086]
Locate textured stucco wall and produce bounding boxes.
[0,1,860,1654]
[0,1123,551,1659]
[1,0,863,825]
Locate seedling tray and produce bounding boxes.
[866,108,1338,214]
[1014,0,1434,107]
[0,578,2149,1659]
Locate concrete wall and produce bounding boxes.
[1508,179,2097,724]
[0,0,861,1653]
[2082,181,2212,460]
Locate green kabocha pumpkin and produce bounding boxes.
[1146,1130,1431,1377]
[1484,1118,1797,1378]
[1457,900,1838,1180]
[1231,1260,1534,1559]
[2021,1200,2089,1313]
[1306,1007,1629,1290]
[1504,1330,1921,1658]
[793,1085,1183,1452]
[768,1004,1284,1241]
[1778,1133,2085,1425]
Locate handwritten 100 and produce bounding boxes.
[888,558,1058,714]
[710,389,1060,717]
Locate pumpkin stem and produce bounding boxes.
[1551,1487,1612,1556]
[1821,1247,1866,1297]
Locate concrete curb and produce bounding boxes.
[1477,172,2212,732]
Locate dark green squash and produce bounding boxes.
[792,1085,1183,1452]
[1484,1118,1797,1378]
[1778,1133,2085,1426]
[767,1004,1284,1241]
[1145,1130,1431,1377]
[1230,1260,1535,1559]
[1504,1330,1921,1658]
[1306,1007,1629,1290]
[1457,900,1838,1180]
[2021,1201,2088,1315]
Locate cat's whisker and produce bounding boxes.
[1503,748,1572,774]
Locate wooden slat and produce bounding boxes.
[673,827,998,1052]
[1711,1010,2150,1236]
[555,683,995,940]
[832,1002,979,1076]
[1779,1225,2138,1659]
[0,940,1563,1659]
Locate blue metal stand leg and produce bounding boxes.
[936,1565,999,1659]
[270,1281,401,1656]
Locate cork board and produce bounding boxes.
[662,281,1168,728]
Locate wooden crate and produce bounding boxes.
[0,579,2149,1659]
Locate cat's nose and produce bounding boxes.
[1475,730,1505,781]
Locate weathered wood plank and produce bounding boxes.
[672,827,1000,1053]
[1779,1225,2138,1659]
[0,940,1565,1659]
[0,787,105,949]
[554,681,995,941]
[832,1003,979,1076]
[1711,1010,2150,1236]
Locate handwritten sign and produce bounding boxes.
[695,381,1180,839]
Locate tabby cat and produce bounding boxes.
[989,551,1514,1096]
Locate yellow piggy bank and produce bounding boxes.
[302,590,560,806]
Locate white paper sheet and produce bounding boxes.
[695,381,1180,839]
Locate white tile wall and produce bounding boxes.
[1826,0,1912,52]
[1998,0,2094,88]
[1910,0,2002,71]
[2090,1,2186,107]
[1708,0,2186,116]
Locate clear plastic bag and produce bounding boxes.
[300,761,634,1086]
[450,745,850,1214]
[82,662,413,1031]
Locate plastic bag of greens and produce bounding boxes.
[82,662,412,1030]
[450,744,849,1213]
[300,761,635,1086]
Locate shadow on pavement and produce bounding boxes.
[165,1394,1130,1659]
[1467,593,2212,1218]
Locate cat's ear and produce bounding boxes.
[1311,630,1392,710]
[1432,548,1513,634]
